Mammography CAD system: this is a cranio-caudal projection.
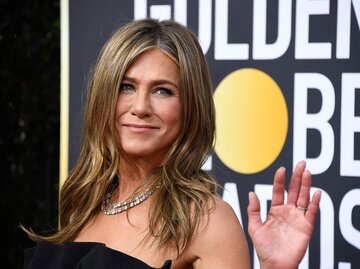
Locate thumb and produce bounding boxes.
[247,191,263,237]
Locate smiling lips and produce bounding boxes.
[122,123,159,132]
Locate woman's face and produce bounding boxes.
[115,48,182,164]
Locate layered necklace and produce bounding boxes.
[101,180,159,215]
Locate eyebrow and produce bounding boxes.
[122,75,179,89]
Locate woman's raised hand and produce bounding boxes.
[247,161,321,269]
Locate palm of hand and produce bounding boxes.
[250,204,313,269]
[248,161,321,269]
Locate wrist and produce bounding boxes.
[260,263,298,269]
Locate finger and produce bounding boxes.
[271,167,286,207]
[306,190,322,225]
[247,192,263,237]
[296,170,311,209]
[287,160,306,205]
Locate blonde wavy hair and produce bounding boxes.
[25,19,218,255]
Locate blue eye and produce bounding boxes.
[154,87,174,96]
[119,83,134,93]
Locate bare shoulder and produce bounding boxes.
[197,195,245,242]
[188,195,251,269]
[208,195,240,224]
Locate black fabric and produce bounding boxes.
[24,242,172,269]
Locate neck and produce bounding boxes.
[117,157,160,199]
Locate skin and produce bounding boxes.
[115,48,182,169]
[75,49,321,269]
[248,161,322,269]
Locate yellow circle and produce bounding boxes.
[214,68,288,174]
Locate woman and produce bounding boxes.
[24,19,321,269]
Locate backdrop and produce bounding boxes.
[65,0,360,268]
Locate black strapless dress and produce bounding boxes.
[24,242,172,269]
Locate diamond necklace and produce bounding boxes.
[101,183,159,215]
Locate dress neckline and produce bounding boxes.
[69,241,171,268]
[26,241,172,269]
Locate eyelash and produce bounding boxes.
[154,87,174,96]
[119,84,175,96]
[119,83,134,93]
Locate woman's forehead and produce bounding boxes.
[123,48,180,86]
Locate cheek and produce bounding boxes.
[161,102,182,129]
[115,97,126,134]
[115,96,126,118]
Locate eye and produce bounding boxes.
[154,87,174,96]
[119,83,135,93]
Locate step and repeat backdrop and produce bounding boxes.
[66,0,360,268]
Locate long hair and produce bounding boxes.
[25,19,218,255]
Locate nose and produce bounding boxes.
[130,90,152,118]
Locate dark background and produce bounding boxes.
[0,1,60,268]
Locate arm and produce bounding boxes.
[248,161,321,269]
[192,196,251,269]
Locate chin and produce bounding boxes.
[122,147,167,162]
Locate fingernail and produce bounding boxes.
[297,160,306,168]
[279,167,286,173]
